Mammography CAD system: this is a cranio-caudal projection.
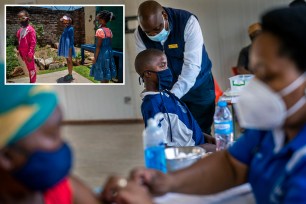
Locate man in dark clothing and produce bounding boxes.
[134,0,215,135]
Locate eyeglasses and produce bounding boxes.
[138,76,144,85]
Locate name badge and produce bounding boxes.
[168,44,178,49]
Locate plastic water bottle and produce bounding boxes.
[143,113,167,173]
[214,101,234,151]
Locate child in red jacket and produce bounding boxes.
[16,10,37,83]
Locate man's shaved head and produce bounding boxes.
[135,49,165,75]
[138,1,163,21]
[137,1,168,35]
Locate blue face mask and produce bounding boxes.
[13,142,72,192]
[156,68,173,91]
[139,68,173,91]
[20,20,29,27]
[146,16,169,42]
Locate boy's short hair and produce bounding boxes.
[134,49,164,75]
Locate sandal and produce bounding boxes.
[63,74,74,82]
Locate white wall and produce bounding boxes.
[84,6,96,44]
[1,0,292,120]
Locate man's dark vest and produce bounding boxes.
[138,7,212,91]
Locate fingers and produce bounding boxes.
[101,176,124,203]
[129,167,170,196]
[102,176,153,204]
[114,181,153,204]
[129,167,155,185]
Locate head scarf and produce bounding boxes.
[0,64,58,148]
[60,15,71,22]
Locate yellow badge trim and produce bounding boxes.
[168,44,178,49]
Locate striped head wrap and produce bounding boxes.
[0,64,58,148]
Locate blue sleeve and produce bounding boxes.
[284,167,306,203]
[69,27,74,48]
[141,99,161,127]
[228,129,264,166]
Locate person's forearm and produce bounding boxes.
[95,48,101,59]
[28,33,36,58]
[170,64,200,98]
[168,151,247,195]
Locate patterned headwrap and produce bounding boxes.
[0,64,58,148]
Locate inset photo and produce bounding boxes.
[5,5,124,84]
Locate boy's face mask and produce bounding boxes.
[139,68,173,91]
[62,20,70,27]
[19,16,29,27]
[20,21,29,27]
[13,142,72,192]
[235,73,306,130]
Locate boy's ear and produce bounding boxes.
[143,70,155,78]
[143,71,151,78]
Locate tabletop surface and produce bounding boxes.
[154,183,255,204]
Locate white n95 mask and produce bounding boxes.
[234,74,306,130]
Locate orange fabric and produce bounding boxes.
[43,178,73,204]
[214,79,223,103]
[95,27,112,39]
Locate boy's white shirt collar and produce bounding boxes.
[140,91,160,100]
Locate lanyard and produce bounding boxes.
[159,90,190,143]
[159,91,173,142]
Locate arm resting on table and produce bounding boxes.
[169,150,248,195]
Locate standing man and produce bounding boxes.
[134,0,215,135]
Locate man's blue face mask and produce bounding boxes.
[146,16,169,42]
[13,142,72,192]
[139,68,173,91]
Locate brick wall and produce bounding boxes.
[6,6,85,46]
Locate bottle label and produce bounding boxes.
[144,146,167,173]
[215,121,233,135]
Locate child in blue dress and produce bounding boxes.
[90,10,117,83]
[58,14,76,82]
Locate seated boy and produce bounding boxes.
[135,49,206,146]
